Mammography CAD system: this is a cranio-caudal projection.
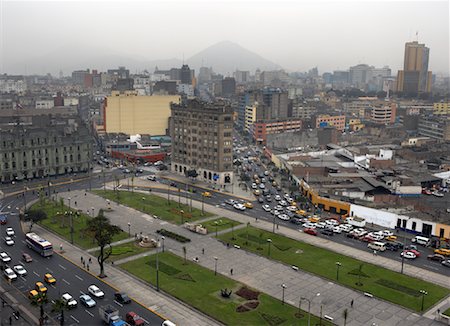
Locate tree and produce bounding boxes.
[343,308,348,326]
[86,209,121,278]
[51,298,67,326]
[182,246,187,264]
[27,209,47,223]
[30,292,47,326]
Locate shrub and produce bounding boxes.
[156,229,191,243]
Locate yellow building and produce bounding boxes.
[433,102,450,115]
[348,118,365,131]
[104,91,180,135]
[244,104,257,132]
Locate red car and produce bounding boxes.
[304,228,318,236]
[125,311,145,326]
[404,249,421,257]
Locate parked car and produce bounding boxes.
[332,226,342,234]
[316,222,327,229]
[147,175,156,181]
[88,285,105,298]
[79,294,96,308]
[258,197,264,203]
[385,242,400,251]
[278,214,290,221]
[274,195,282,201]
[114,292,131,304]
[304,228,318,236]
[271,210,280,216]
[427,254,446,262]
[303,222,317,229]
[244,202,254,209]
[265,196,272,202]
[290,218,302,225]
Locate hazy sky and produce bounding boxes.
[1,0,449,75]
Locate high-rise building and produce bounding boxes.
[396,41,432,94]
[170,99,233,186]
[221,77,236,98]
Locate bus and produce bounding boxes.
[25,233,53,257]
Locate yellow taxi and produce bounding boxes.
[434,248,450,256]
[296,210,308,216]
[253,189,261,196]
[28,290,43,302]
[309,216,320,223]
[244,202,254,209]
[255,179,261,184]
[201,192,212,198]
[289,201,297,206]
[385,235,398,242]
[44,273,56,284]
[35,282,47,294]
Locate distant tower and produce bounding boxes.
[59,69,63,79]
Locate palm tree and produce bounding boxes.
[245,222,250,245]
[30,292,47,326]
[343,308,348,326]
[52,298,67,326]
[182,246,187,264]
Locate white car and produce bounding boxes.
[278,214,290,221]
[4,268,17,281]
[274,195,282,201]
[279,200,288,207]
[325,219,338,226]
[401,251,417,259]
[316,222,327,229]
[381,230,394,237]
[274,205,283,211]
[259,183,265,189]
[233,203,246,211]
[79,294,96,308]
[13,265,27,276]
[284,193,290,199]
[61,293,77,308]
[6,228,14,236]
[340,224,353,232]
[303,222,317,229]
[286,206,297,212]
[5,237,14,246]
[332,226,342,233]
[262,205,271,212]
[88,285,105,298]
[0,252,11,263]
[271,210,280,216]
[251,183,257,189]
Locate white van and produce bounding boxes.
[411,236,430,246]
[368,241,387,252]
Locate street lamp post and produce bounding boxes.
[281,284,286,305]
[214,257,218,276]
[69,212,74,245]
[401,217,410,274]
[127,222,131,237]
[156,238,160,291]
[161,236,165,252]
[201,194,205,216]
[180,210,184,224]
[336,262,342,281]
[272,215,276,233]
[91,207,95,217]
[267,238,272,256]
[300,297,311,326]
[420,290,428,311]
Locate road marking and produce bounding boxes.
[75,275,83,281]
[142,318,150,324]
[58,264,66,270]
[46,268,53,274]
[85,309,94,317]
[33,271,40,277]
[114,300,123,307]
[62,279,70,285]
[50,284,56,289]
[70,315,80,323]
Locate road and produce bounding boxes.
[0,193,165,325]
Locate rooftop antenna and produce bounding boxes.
[416,31,419,42]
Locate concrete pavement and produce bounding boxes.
[55,189,447,326]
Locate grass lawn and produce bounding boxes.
[29,200,128,249]
[120,252,330,326]
[93,190,213,225]
[201,218,242,235]
[92,241,153,262]
[218,227,450,312]
[443,307,450,317]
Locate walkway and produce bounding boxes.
[56,190,446,326]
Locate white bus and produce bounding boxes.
[25,233,53,257]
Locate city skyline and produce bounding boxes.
[1,0,448,75]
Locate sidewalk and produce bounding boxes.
[58,190,446,326]
[29,223,221,326]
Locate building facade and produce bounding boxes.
[170,99,233,186]
[371,103,397,124]
[418,116,450,141]
[433,102,450,115]
[316,115,346,131]
[253,119,302,145]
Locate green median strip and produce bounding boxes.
[217,226,450,312]
[201,217,242,234]
[120,252,331,326]
[92,241,153,262]
[29,200,128,249]
[443,307,450,317]
[93,190,213,225]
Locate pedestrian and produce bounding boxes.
[111,261,114,265]
[373,250,377,256]
[226,243,230,248]
[230,268,233,275]
[350,299,354,307]
[60,244,63,251]
[9,316,12,325]
[81,256,84,263]
[202,248,205,255]
[87,264,90,271]
[74,201,77,206]
[82,261,85,268]
[89,257,92,264]
[135,233,137,239]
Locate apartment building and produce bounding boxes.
[316,115,346,131]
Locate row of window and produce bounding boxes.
[2,154,82,170]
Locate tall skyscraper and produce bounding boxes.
[396,41,432,94]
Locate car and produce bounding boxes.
[0,215,7,225]
[44,273,56,284]
[304,228,318,236]
[325,219,339,226]
[278,214,290,221]
[274,205,283,211]
[5,227,14,236]
[4,268,17,281]
[362,234,376,242]
[274,195,282,201]
[244,202,253,209]
[427,254,446,262]
[321,229,334,236]
[279,200,288,207]
[381,230,394,237]
[147,175,156,181]
[5,237,14,246]
[316,222,327,229]
[385,235,398,241]
[258,197,264,203]
[262,189,270,196]
[271,210,280,216]
[385,242,400,251]
[202,192,212,198]
[115,292,131,304]
[434,248,450,256]
[265,196,272,202]
[13,265,27,276]
[286,206,297,212]
[259,183,265,189]
[264,170,269,176]
[401,251,417,259]
[262,205,271,212]
[406,249,421,257]
[290,218,302,225]
[35,282,47,294]
[433,191,444,197]
[253,189,261,196]
[61,293,77,309]
[332,226,342,234]
[276,186,282,191]
[88,285,105,298]
[251,183,258,189]
[0,252,11,263]
[442,260,450,268]
[261,178,267,183]
[126,311,145,326]
[225,199,237,205]
[28,290,43,302]
[233,203,246,211]
[22,253,33,263]
[405,244,418,251]
[303,222,317,229]
[79,294,96,308]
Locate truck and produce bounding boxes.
[345,216,366,228]
[99,305,128,326]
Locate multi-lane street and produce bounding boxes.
[0,193,165,325]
